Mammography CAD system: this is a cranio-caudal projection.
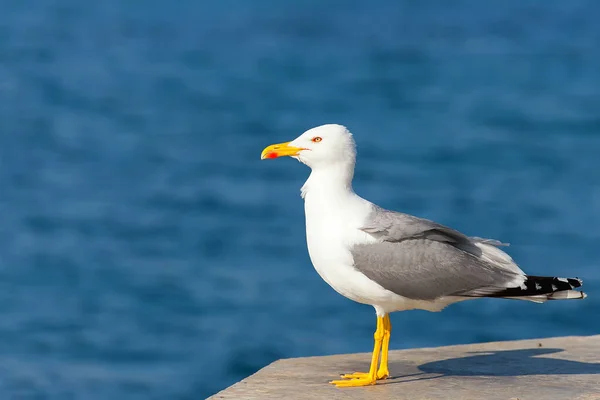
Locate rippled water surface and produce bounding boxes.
[1,1,599,398]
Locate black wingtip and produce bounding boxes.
[483,275,585,299]
[568,277,583,288]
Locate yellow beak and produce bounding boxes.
[260,142,304,160]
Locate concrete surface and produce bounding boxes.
[209,335,600,400]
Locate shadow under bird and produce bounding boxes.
[260,124,586,388]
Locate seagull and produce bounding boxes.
[260,124,586,388]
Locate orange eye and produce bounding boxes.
[312,137,322,143]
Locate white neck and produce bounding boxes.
[301,162,355,200]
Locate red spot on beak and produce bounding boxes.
[266,152,279,159]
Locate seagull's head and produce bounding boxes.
[261,124,356,169]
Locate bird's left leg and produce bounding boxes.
[330,316,384,387]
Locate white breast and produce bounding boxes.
[302,191,408,310]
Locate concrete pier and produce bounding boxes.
[209,335,600,400]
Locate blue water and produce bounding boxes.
[1,0,599,398]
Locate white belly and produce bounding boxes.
[306,230,460,312]
[307,232,395,305]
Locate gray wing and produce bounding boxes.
[353,207,518,300]
[360,206,508,257]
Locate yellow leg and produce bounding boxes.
[376,314,391,379]
[330,316,384,387]
[339,314,392,382]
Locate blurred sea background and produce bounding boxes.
[1,0,599,398]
